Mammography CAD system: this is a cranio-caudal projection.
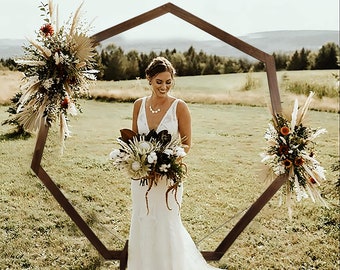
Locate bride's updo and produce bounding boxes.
[145,57,176,80]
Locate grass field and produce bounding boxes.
[1,69,338,112]
[0,70,339,269]
[87,69,339,113]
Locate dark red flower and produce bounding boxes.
[278,144,289,155]
[67,76,77,85]
[309,177,316,184]
[40,24,54,37]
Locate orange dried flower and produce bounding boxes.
[294,157,304,166]
[61,97,70,109]
[40,24,54,36]
[283,159,292,168]
[280,126,290,136]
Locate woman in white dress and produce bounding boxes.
[128,56,222,270]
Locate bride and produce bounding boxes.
[128,56,222,269]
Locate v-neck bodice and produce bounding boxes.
[137,96,179,137]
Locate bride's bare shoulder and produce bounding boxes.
[176,99,189,110]
[134,97,144,104]
[133,97,143,109]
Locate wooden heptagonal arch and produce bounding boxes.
[30,3,286,269]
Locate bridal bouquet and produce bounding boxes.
[110,129,187,210]
[13,1,97,145]
[261,92,328,215]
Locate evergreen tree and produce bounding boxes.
[202,57,216,75]
[287,50,300,70]
[273,52,288,70]
[299,48,310,70]
[314,42,339,69]
[125,50,140,80]
[100,44,126,80]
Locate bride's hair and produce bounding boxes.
[145,57,176,80]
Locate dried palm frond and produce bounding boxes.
[15,97,47,133]
[71,32,96,63]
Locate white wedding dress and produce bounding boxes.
[127,96,221,270]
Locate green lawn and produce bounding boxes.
[0,98,338,269]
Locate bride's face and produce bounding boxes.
[150,71,173,97]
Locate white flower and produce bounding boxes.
[109,149,121,160]
[147,151,157,163]
[131,161,141,171]
[159,163,171,172]
[174,146,186,157]
[137,141,153,154]
[139,141,150,150]
[163,149,173,156]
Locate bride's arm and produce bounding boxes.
[132,98,142,133]
[177,100,192,153]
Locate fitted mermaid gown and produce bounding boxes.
[127,96,221,270]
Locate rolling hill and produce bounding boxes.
[0,30,338,59]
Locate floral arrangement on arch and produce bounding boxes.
[109,129,187,212]
[261,92,328,216]
[13,0,97,146]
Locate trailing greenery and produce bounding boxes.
[1,92,31,140]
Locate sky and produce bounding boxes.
[0,0,339,41]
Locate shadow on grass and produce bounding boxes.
[0,128,31,140]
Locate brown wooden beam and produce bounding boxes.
[91,4,169,43]
[91,2,280,113]
[119,240,129,270]
[210,174,288,258]
[30,119,49,172]
[28,3,284,268]
[92,3,269,63]
[165,3,268,62]
[265,54,282,115]
[30,119,123,260]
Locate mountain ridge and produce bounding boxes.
[0,30,338,59]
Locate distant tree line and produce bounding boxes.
[273,42,339,71]
[1,42,338,81]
